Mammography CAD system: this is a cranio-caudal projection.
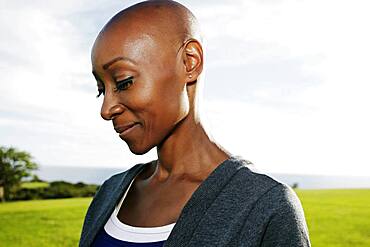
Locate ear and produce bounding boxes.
[182,39,203,83]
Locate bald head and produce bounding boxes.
[91,0,205,90]
[96,0,202,53]
[91,1,205,154]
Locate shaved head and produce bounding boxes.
[90,0,205,154]
[93,0,202,59]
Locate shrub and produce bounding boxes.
[9,181,99,201]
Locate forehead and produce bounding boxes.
[91,19,178,72]
[92,27,155,67]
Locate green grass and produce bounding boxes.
[21,182,49,189]
[0,190,369,246]
[296,189,370,247]
[0,197,91,247]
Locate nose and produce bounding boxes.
[100,96,125,121]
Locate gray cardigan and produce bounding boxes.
[79,155,311,246]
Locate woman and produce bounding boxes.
[79,1,311,246]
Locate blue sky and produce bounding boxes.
[1,0,369,176]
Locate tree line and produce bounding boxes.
[0,146,98,202]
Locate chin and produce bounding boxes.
[127,143,154,155]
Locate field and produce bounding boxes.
[0,189,369,246]
[296,189,370,247]
[21,182,50,189]
[0,197,91,246]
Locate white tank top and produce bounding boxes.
[103,173,176,243]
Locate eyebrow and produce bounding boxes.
[102,56,137,70]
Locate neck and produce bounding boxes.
[154,113,231,183]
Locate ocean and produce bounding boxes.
[35,165,370,189]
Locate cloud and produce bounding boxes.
[194,0,370,175]
[1,0,369,177]
[0,0,157,168]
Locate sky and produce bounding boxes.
[1,0,370,176]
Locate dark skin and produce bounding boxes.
[91,0,231,227]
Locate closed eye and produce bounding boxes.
[115,76,134,92]
[95,76,133,98]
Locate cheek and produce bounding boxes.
[123,83,163,142]
[145,85,189,137]
[124,67,189,145]
[127,81,157,113]
[177,88,190,119]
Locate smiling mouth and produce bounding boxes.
[114,123,139,137]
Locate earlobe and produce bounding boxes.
[182,39,203,81]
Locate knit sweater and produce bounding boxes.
[79,155,311,247]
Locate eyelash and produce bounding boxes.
[96,76,134,98]
[114,76,134,92]
[96,88,104,98]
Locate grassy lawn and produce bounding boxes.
[21,182,50,189]
[0,189,369,246]
[0,197,91,247]
[296,189,370,247]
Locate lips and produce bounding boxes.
[114,122,138,134]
